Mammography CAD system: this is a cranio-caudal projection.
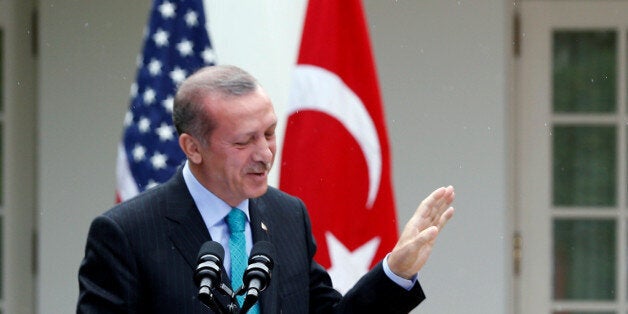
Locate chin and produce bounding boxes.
[249,185,269,198]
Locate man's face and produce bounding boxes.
[195,88,277,206]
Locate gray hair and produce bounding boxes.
[172,65,259,143]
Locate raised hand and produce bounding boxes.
[387,186,455,279]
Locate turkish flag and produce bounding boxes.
[279,0,398,294]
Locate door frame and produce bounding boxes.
[516,1,628,313]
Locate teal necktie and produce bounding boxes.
[226,208,260,314]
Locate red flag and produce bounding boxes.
[279,0,398,294]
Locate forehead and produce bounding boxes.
[209,89,277,131]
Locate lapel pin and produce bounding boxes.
[261,222,268,232]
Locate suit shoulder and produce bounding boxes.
[261,186,305,208]
[100,182,173,225]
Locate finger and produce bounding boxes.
[444,186,455,204]
[432,186,454,209]
[422,187,453,224]
[415,227,439,262]
[433,187,455,218]
[437,207,455,230]
[436,186,455,209]
[435,192,454,220]
[420,187,447,218]
[417,225,439,244]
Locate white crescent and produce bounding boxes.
[287,65,382,208]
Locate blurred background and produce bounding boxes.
[3,0,626,313]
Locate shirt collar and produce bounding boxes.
[182,161,250,227]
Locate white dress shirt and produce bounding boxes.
[181,161,416,291]
[182,162,253,278]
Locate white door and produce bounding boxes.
[518,1,628,313]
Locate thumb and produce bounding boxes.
[417,225,439,245]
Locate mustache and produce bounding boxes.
[247,162,272,173]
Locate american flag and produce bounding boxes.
[116,0,216,202]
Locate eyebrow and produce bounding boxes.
[237,122,277,139]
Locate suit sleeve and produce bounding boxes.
[77,214,140,313]
[297,201,426,313]
[339,262,426,313]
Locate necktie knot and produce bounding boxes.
[227,208,246,234]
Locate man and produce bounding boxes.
[77,65,455,313]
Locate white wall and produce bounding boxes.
[37,1,511,313]
[203,0,308,185]
[37,1,150,313]
[2,0,37,313]
[364,1,511,312]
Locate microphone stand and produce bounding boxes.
[196,241,273,313]
[199,283,253,314]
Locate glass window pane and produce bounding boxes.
[553,219,616,300]
[553,126,616,206]
[553,30,616,113]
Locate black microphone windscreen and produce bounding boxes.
[197,241,225,262]
[250,241,275,261]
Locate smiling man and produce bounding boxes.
[176,68,278,208]
[77,65,455,313]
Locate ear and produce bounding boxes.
[179,133,203,164]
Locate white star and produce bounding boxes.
[155,122,175,141]
[158,1,176,19]
[138,117,151,133]
[185,10,199,27]
[130,83,138,97]
[162,96,174,113]
[153,29,169,47]
[141,26,148,40]
[177,39,193,57]
[325,232,380,295]
[132,144,146,162]
[150,152,168,170]
[146,179,160,189]
[143,88,156,104]
[170,67,187,85]
[124,111,134,127]
[147,59,162,76]
[202,47,216,64]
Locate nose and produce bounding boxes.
[253,137,275,164]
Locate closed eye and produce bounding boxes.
[234,138,253,147]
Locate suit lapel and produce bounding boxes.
[250,196,278,314]
[164,170,241,311]
[250,199,271,243]
[163,170,281,312]
[163,170,211,269]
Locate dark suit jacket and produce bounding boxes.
[77,169,425,313]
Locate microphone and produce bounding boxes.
[194,241,225,308]
[240,241,275,313]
